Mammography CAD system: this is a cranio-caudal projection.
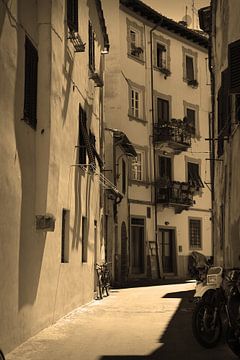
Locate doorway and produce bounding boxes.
[158,228,176,274]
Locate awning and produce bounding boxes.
[112,129,137,157]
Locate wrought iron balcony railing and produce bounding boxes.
[155,180,194,212]
[153,119,191,150]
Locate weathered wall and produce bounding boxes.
[0,0,106,353]
[213,0,240,267]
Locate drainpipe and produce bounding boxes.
[209,0,216,260]
[150,21,163,278]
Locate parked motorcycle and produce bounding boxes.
[192,264,240,357]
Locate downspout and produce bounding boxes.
[209,0,216,260]
[150,21,163,278]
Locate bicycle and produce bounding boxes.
[95,262,111,299]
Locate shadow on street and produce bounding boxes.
[100,288,236,360]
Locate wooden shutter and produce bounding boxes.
[88,21,95,70]
[24,36,38,129]
[229,39,240,94]
[67,0,78,32]
[186,108,196,135]
[159,156,171,180]
[157,98,169,124]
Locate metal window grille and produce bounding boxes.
[189,219,201,249]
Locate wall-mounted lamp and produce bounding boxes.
[165,221,169,226]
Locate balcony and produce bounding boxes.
[153,119,191,153]
[155,180,194,213]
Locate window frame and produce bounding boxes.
[61,208,70,263]
[187,160,204,189]
[183,101,200,138]
[189,217,202,250]
[127,19,144,63]
[128,80,145,122]
[182,47,198,87]
[132,151,144,181]
[154,91,172,125]
[153,33,171,74]
[82,216,88,263]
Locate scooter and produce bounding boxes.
[192,265,240,357]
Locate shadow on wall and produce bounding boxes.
[0,1,7,37]
[100,289,235,360]
[15,1,49,310]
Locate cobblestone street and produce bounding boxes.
[6,281,237,360]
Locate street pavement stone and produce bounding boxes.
[6,281,237,360]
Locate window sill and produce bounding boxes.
[154,66,171,77]
[127,53,144,65]
[129,179,150,187]
[128,114,147,125]
[183,78,199,88]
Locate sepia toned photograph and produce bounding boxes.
[0,0,240,359]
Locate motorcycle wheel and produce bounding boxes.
[226,326,240,358]
[192,300,222,348]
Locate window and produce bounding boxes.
[156,43,167,69]
[157,98,169,124]
[78,107,87,165]
[217,69,230,157]
[131,89,140,118]
[67,0,78,32]
[127,19,144,61]
[132,151,144,181]
[89,21,95,70]
[186,55,194,81]
[188,162,204,188]
[183,47,198,86]
[82,216,88,262]
[78,105,95,167]
[229,39,240,94]
[122,159,126,194]
[23,36,38,129]
[159,156,172,181]
[61,209,70,263]
[186,108,196,135]
[131,217,145,274]
[189,219,202,249]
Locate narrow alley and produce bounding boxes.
[6,282,236,360]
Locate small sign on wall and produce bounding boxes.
[36,214,56,232]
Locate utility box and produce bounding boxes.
[36,214,56,232]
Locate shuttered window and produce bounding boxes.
[229,39,240,94]
[89,21,95,70]
[217,69,230,157]
[24,36,38,129]
[159,156,171,181]
[188,162,204,188]
[157,98,169,124]
[186,108,196,135]
[156,43,166,68]
[67,0,78,32]
[78,105,96,167]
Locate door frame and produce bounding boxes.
[129,215,146,277]
[157,226,177,276]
